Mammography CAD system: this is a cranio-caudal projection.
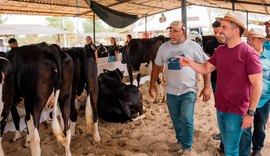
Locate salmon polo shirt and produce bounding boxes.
[208,43,262,115]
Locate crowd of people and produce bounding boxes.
[149,11,270,156]
[0,11,269,156]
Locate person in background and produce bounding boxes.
[149,20,211,156]
[177,11,263,156]
[125,34,132,46]
[263,20,270,50]
[8,38,18,50]
[108,37,119,62]
[239,28,270,156]
[85,36,98,64]
[204,20,226,152]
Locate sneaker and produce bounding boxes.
[168,143,183,152]
[182,149,191,156]
[252,150,262,156]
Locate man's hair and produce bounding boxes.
[8,38,17,44]
[127,34,132,39]
[230,21,244,36]
[212,21,221,28]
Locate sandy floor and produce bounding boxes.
[2,77,270,156]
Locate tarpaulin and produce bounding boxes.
[89,1,139,28]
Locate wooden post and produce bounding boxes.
[181,0,187,37]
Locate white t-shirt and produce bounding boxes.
[155,39,209,96]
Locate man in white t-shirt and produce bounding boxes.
[149,20,211,155]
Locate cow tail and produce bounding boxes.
[82,49,94,135]
[49,44,63,90]
[51,89,68,146]
[49,44,67,145]
[85,95,93,135]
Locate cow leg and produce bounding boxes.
[86,58,100,143]
[58,95,71,156]
[26,112,41,156]
[11,105,23,142]
[90,94,100,143]
[127,64,133,85]
[0,91,13,156]
[70,94,78,136]
[136,73,141,87]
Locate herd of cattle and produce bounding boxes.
[0,35,168,156]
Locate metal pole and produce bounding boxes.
[246,11,249,30]
[232,1,235,11]
[93,13,96,44]
[145,15,147,38]
[181,0,187,37]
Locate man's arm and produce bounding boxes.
[95,50,98,64]
[176,56,216,74]
[242,73,263,128]
[149,63,162,98]
[200,73,211,102]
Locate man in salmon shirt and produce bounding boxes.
[176,11,263,156]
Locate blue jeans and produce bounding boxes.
[217,111,243,156]
[108,56,115,62]
[211,81,216,94]
[239,100,270,155]
[166,92,196,149]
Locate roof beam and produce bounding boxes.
[9,0,89,8]
[188,2,268,15]
[80,0,133,16]
[214,0,270,7]
[127,2,166,11]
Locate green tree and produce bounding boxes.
[45,17,74,32]
[82,19,105,32]
[0,15,7,24]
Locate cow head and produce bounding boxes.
[97,44,108,58]
[103,68,124,81]
[121,45,128,64]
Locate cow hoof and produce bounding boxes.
[93,139,101,145]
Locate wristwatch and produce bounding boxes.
[247,110,255,116]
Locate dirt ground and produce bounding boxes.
[2,77,270,156]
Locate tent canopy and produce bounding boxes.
[0,0,269,19]
[0,24,71,35]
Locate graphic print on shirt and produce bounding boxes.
[168,54,185,70]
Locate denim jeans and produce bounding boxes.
[166,92,196,149]
[217,111,243,156]
[211,81,216,94]
[239,100,270,155]
[108,56,115,62]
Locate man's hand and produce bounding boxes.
[241,114,254,129]
[174,56,191,66]
[199,87,211,102]
[149,84,157,98]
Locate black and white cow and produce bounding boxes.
[122,36,167,102]
[121,36,166,86]
[97,68,143,123]
[0,57,13,155]
[64,47,100,143]
[6,42,73,156]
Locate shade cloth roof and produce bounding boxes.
[0,0,269,19]
[0,24,71,35]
